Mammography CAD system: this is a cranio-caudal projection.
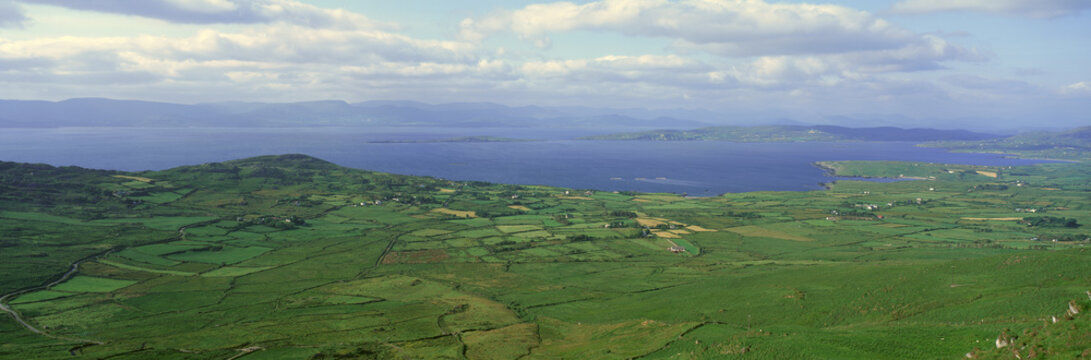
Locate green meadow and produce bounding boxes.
[1,155,1089,359]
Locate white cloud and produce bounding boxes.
[0,0,1079,124]
[832,34,986,73]
[0,26,475,66]
[1061,81,1091,96]
[463,0,924,57]
[167,0,239,13]
[520,54,716,88]
[460,0,983,75]
[0,23,482,103]
[889,0,1091,18]
[18,0,390,29]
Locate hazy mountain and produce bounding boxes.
[0,98,230,127]
[0,98,714,129]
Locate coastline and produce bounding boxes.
[924,147,1085,163]
[813,161,837,176]
[367,136,538,144]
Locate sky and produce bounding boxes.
[0,0,1088,130]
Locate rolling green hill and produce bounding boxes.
[924,126,1091,160]
[1,155,1090,359]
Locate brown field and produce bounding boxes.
[508,205,532,211]
[634,194,683,202]
[726,225,814,242]
[651,230,681,239]
[112,175,156,183]
[438,188,456,193]
[557,195,593,200]
[685,225,717,232]
[975,171,998,178]
[432,208,477,218]
[635,218,666,227]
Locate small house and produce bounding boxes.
[669,246,685,253]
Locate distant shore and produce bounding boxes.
[368,136,538,144]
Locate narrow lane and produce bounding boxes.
[0,253,109,345]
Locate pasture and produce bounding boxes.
[0,155,1089,359]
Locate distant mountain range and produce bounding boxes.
[580,125,1000,142]
[0,98,710,129]
[3,98,1083,157]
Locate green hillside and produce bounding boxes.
[925,126,1091,160]
[1,155,1090,359]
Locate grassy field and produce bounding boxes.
[1,154,1089,359]
[50,276,136,293]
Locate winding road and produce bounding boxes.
[0,254,108,345]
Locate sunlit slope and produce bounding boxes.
[1,155,1089,359]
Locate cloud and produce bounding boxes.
[0,0,28,28]
[511,52,947,99]
[1061,81,1091,96]
[19,0,389,29]
[0,25,475,65]
[459,0,983,76]
[834,35,986,73]
[0,0,1077,124]
[0,23,481,103]
[519,36,984,94]
[463,0,934,56]
[888,0,1091,18]
[520,54,714,86]
[941,75,1039,99]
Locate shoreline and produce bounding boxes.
[366,136,538,144]
[923,146,1086,163]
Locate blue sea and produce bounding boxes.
[0,127,1054,195]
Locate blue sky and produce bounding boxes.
[0,0,1088,130]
